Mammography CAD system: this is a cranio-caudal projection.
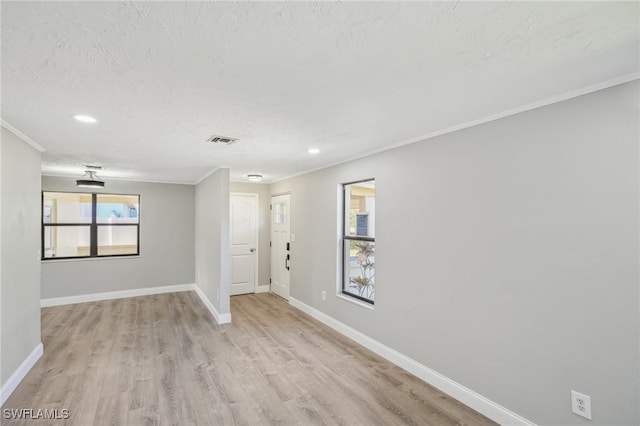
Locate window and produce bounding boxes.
[42,192,140,260]
[342,179,375,304]
[274,201,288,224]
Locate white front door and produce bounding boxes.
[271,194,290,300]
[230,193,258,296]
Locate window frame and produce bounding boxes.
[341,178,375,305]
[41,191,140,261]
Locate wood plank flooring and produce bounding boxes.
[2,292,497,425]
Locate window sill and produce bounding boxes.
[41,255,141,263]
[336,293,374,310]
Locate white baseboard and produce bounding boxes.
[40,282,232,324]
[194,285,232,324]
[255,285,270,293]
[40,284,196,307]
[0,342,43,406]
[288,297,535,426]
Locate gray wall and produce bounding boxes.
[230,182,271,288]
[41,177,195,298]
[270,81,639,425]
[196,169,230,316]
[1,127,42,384]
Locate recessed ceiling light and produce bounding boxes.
[73,115,97,123]
[308,148,320,154]
[247,174,263,182]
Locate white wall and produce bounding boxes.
[1,127,42,389]
[270,81,639,425]
[196,169,231,320]
[41,177,195,298]
[230,182,271,289]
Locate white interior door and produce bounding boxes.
[271,194,290,300]
[230,193,258,296]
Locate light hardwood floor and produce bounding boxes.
[2,292,496,425]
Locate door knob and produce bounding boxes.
[250,248,256,252]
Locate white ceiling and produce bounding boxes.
[2,1,638,184]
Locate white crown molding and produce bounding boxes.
[272,73,640,184]
[9,73,637,186]
[194,285,232,324]
[44,166,229,186]
[1,120,46,152]
[289,297,536,426]
[41,171,195,186]
[194,166,222,185]
[0,342,44,406]
[229,179,269,185]
[40,283,195,307]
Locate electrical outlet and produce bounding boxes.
[321,291,326,301]
[571,390,592,420]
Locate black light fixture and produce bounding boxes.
[76,166,105,188]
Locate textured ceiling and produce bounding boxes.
[2,1,638,184]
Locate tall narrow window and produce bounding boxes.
[342,179,375,304]
[42,192,140,260]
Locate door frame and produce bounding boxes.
[230,192,259,294]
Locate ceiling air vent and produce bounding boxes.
[207,135,238,145]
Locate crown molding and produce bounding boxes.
[41,172,195,186]
[194,166,222,185]
[272,73,640,184]
[1,120,46,152]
